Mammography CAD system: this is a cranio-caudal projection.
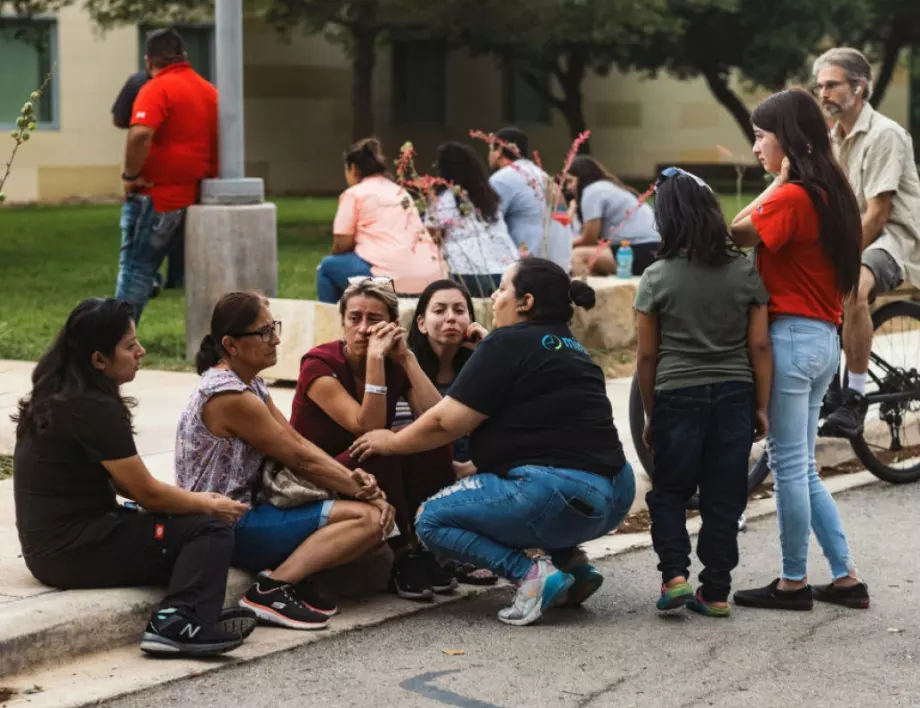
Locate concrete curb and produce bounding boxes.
[0,547,393,681]
[0,470,880,708]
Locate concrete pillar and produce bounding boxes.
[185,204,278,359]
[185,0,277,359]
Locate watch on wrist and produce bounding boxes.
[121,172,139,181]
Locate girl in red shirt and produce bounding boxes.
[730,88,869,611]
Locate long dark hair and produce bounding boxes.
[566,155,631,224]
[655,173,740,266]
[436,141,501,222]
[512,258,596,325]
[195,292,267,374]
[14,298,136,439]
[343,137,387,180]
[751,88,862,295]
[408,280,477,383]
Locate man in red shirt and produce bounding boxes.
[115,28,218,324]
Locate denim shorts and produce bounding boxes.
[863,245,903,297]
[232,500,334,572]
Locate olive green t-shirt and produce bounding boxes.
[634,254,770,391]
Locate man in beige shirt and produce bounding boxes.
[814,48,920,438]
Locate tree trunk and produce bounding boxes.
[351,26,379,141]
[519,51,592,153]
[557,92,590,153]
[870,31,904,109]
[702,67,755,146]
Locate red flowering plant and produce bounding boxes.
[469,129,590,259]
[394,140,518,288]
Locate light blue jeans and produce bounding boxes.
[316,252,373,303]
[768,317,855,581]
[415,464,636,582]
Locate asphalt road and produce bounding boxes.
[105,482,920,708]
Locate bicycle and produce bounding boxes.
[628,297,920,497]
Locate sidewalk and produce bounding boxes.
[0,360,653,680]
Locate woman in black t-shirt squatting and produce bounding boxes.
[13,298,255,657]
[351,258,636,626]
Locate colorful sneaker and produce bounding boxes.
[558,564,604,608]
[686,591,732,618]
[657,581,694,611]
[294,576,339,616]
[497,560,574,627]
[239,572,331,630]
[140,606,243,656]
[419,551,459,594]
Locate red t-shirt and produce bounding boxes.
[131,62,218,212]
[290,341,411,457]
[751,183,843,325]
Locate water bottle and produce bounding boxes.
[616,241,634,279]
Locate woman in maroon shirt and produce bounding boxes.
[291,278,457,601]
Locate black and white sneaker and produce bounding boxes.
[240,573,331,630]
[820,388,868,438]
[218,606,259,639]
[419,551,458,594]
[140,606,243,656]
[294,576,339,616]
[390,552,434,601]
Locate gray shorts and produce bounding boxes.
[862,247,903,298]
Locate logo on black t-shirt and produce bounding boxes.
[541,334,588,355]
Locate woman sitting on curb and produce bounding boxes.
[316,138,444,304]
[351,258,637,627]
[176,292,395,631]
[13,298,252,657]
[290,278,459,601]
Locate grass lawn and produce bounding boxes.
[0,454,11,480]
[0,192,757,369]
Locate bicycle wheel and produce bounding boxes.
[627,374,770,494]
[849,299,920,483]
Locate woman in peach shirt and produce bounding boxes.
[316,139,445,303]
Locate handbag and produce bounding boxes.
[258,458,335,508]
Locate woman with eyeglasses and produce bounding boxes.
[729,88,868,611]
[565,155,660,278]
[176,292,397,630]
[13,298,253,657]
[290,278,459,601]
[316,138,445,304]
[350,259,636,627]
[635,168,772,617]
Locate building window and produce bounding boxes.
[503,66,551,125]
[138,24,214,82]
[392,41,447,126]
[0,20,56,127]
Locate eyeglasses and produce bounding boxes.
[811,80,850,96]
[348,275,396,291]
[655,166,712,192]
[231,320,282,343]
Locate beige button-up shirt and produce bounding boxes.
[831,103,920,286]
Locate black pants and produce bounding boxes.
[25,510,233,623]
[451,273,502,298]
[612,241,658,276]
[646,382,753,602]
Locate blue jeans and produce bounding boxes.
[769,317,855,581]
[316,252,373,304]
[232,500,334,572]
[647,382,753,602]
[115,195,186,324]
[415,464,636,582]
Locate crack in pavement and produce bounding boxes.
[793,609,846,645]
[571,675,629,708]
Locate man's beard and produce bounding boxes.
[822,95,856,118]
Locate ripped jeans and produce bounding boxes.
[415,464,636,582]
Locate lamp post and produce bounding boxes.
[184,0,277,359]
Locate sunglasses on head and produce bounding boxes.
[348,275,396,291]
[655,166,713,192]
